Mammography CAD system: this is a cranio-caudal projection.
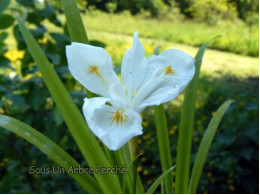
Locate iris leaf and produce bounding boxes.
[175,36,220,193]
[16,17,122,193]
[154,104,173,194]
[0,114,100,193]
[60,0,88,43]
[146,165,176,194]
[188,100,233,193]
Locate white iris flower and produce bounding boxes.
[66,32,195,150]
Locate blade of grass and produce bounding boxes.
[16,18,122,193]
[128,137,140,193]
[105,144,143,194]
[60,0,88,43]
[0,114,100,193]
[175,36,220,194]
[154,104,173,194]
[188,100,233,193]
[103,146,125,185]
[146,165,176,194]
[122,144,145,194]
[122,152,143,193]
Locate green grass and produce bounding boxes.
[81,11,259,57]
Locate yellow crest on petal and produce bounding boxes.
[88,65,108,85]
[165,65,175,75]
[109,110,128,126]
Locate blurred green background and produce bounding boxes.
[0,0,258,193]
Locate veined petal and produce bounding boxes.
[138,86,181,111]
[158,49,195,91]
[121,32,147,99]
[83,97,143,151]
[66,42,121,97]
[132,71,162,111]
[132,49,195,111]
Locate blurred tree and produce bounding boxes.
[231,0,259,30]
[86,0,259,24]
[87,0,175,16]
[174,0,192,18]
[187,0,238,24]
[231,0,259,20]
[105,2,117,13]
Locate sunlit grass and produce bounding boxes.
[82,11,259,56]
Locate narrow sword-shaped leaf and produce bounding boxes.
[146,165,176,194]
[188,100,233,193]
[16,18,122,193]
[0,115,100,194]
[122,152,142,193]
[60,0,88,43]
[122,144,145,194]
[175,36,220,194]
[154,104,173,194]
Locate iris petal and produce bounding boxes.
[121,32,147,99]
[66,43,121,98]
[132,49,195,111]
[83,97,143,150]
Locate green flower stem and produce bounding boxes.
[154,104,173,194]
[129,136,139,159]
[128,136,139,193]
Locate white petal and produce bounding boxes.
[159,49,195,91]
[66,42,121,97]
[132,71,162,111]
[121,32,147,99]
[132,49,195,110]
[138,87,181,111]
[108,82,129,106]
[83,97,143,150]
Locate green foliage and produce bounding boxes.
[105,2,117,13]
[0,0,10,13]
[175,36,219,194]
[188,100,233,193]
[0,0,93,192]
[234,0,259,22]
[0,114,100,193]
[86,0,257,23]
[146,166,176,194]
[61,0,89,43]
[154,104,172,193]
[145,0,168,17]
[17,2,123,193]
[0,3,14,30]
[195,75,259,193]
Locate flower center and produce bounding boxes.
[165,65,174,75]
[109,110,128,126]
[88,65,108,85]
